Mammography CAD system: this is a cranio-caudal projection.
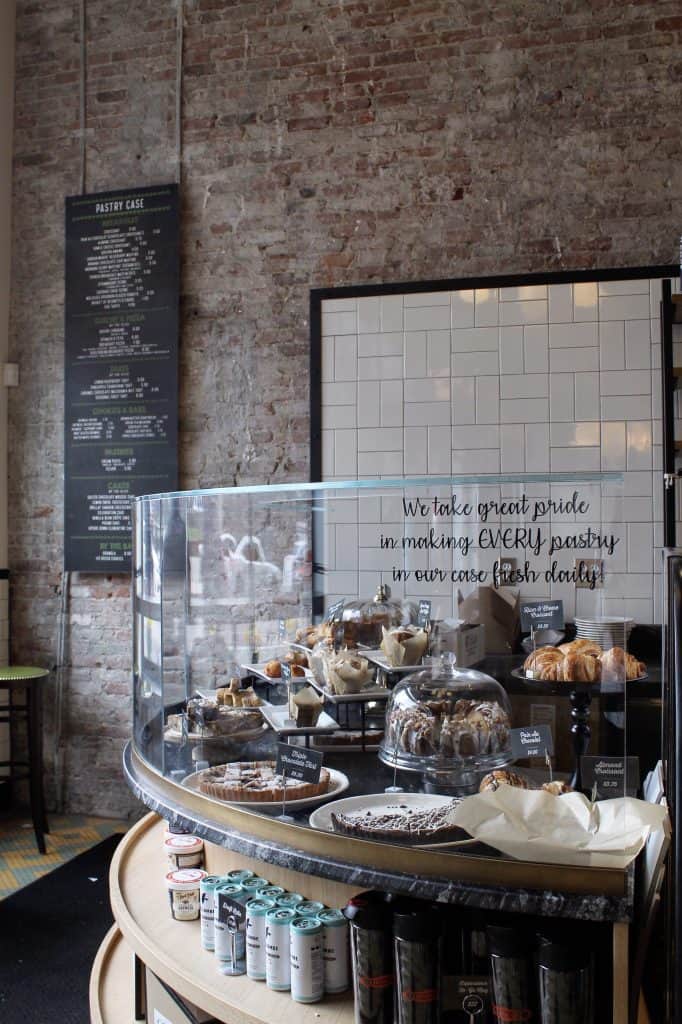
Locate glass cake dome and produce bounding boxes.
[341,583,415,647]
[378,654,513,787]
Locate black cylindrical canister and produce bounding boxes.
[393,910,442,1024]
[345,896,394,1024]
[487,923,537,1023]
[536,942,594,1024]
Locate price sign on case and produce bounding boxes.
[510,724,554,760]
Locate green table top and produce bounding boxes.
[0,666,49,681]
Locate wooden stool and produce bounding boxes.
[0,666,50,853]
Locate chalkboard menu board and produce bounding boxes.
[64,184,179,572]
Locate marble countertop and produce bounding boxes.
[124,742,634,922]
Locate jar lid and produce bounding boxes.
[487,922,534,957]
[393,910,441,942]
[266,907,298,924]
[318,908,347,927]
[291,916,322,934]
[246,898,277,917]
[343,897,392,931]
[166,868,207,890]
[164,835,204,853]
[537,941,592,972]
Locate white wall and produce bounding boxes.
[320,275,680,625]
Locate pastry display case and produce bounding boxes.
[123,472,667,1024]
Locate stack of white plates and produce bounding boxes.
[574,616,634,649]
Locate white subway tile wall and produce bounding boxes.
[320,278,674,623]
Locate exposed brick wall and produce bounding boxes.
[8,0,682,817]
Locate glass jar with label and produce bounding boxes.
[166,868,207,921]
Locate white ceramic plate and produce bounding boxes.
[362,650,425,676]
[309,791,461,835]
[260,704,340,736]
[164,720,269,745]
[307,676,390,704]
[181,765,349,811]
[242,662,313,684]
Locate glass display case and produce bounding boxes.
[132,472,649,858]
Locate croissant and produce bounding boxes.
[559,639,602,658]
[560,652,600,683]
[479,770,529,792]
[523,646,563,674]
[600,647,645,682]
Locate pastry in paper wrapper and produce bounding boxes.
[447,787,668,868]
[380,626,428,667]
[323,650,375,694]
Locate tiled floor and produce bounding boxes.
[0,814,128,899]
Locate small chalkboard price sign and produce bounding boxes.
[510,725,554,760]
[276,743,324,784]
[519,600,564,634]
[417,600,432,629]
[581,756,639,799]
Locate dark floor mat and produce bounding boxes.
[0,833,122,1024]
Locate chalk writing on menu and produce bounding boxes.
[64,185,179,572]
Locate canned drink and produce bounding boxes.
[245,898,276,980]
[214,884,247,964]
[296,900,325,918]
[276,893,304,910]
[290,917,324,1004]
[200,875,221,951]
[318,908,350,993]
[241,876,270,896]
[259,886,286,901]
[223,869,255,884]
[265,907,298,991]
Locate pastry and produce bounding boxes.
[330,801,461,843]
[168,701,263,738]
[523,646,563,678]
[295,623,336,649]
[558,639,602,658]
[291,664,306,678]
[292,685,324,727]
[323,650,375,694]
[216,678,262,707]
[285,650,308,668]
[600,646,645,682]
[479,769,529,792]
[542,780,572,796]
[264,659,282,678]
[561,652,600,683]
[385,699,510,759]
[380,626,428,667]
[197,761,330,802]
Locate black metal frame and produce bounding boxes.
[661,279,678,548]
[309,263,676,484]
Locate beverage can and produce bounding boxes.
[265,907,297,991]
[318,908,350,993]
[199,875,221,950]
[241,876,270,896]
[275,893,304,910]
[259,886,286,901]
[245,898,276,980]
[290,916,324,1004]
[296,900,325,918]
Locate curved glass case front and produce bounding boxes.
[132,472,650,869]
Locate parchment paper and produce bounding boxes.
[448,788,668,867]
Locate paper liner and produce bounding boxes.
[448,788,668,868]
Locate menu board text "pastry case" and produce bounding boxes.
[64,185,179,572]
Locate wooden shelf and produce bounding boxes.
[108,813,354,1024]
[90,926,135,1024]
